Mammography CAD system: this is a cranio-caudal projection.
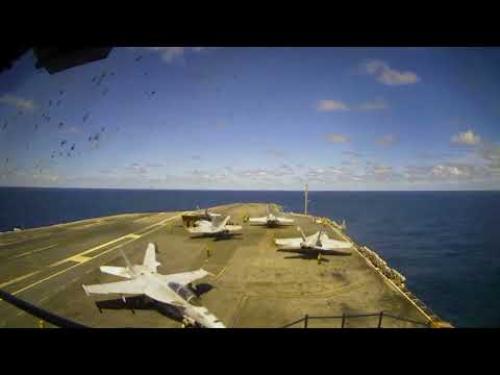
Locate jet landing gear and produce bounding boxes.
[181,317,200,328]
[317,253,323,265]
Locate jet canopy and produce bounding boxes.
[167,282,201,306]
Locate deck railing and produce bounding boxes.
[281,311,431,328]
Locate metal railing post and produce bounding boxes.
[304,314,309,328]
[378,311,384,328]
[341,313,346,328]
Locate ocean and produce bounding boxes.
[1,187,499,327]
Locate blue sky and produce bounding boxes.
[1,47,500,190]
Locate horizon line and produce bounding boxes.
[1,185,500,193]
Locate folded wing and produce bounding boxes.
[82,278,145,296]
[99,266,133,279]
[274,237,302,249]
[248,217,267,224]
[322,238,353,250]
[162,269,210,286]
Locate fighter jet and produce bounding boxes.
[248,206,294,227]
[274,226,353,261]
[82,243,225,328]
[195,206,222,221]
[186,215,242,238]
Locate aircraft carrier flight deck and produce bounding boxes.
[0,203,451,328]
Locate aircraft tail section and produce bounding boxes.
[215,215,231,231]
[120,249,133,270]
[297,226,307,242]
[143,242,161,273]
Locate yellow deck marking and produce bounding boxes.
[11,238,141,296]
[70,255,92,263]
[4,213,184,298]
[48,234,136,268]
[0,270,40,288]
[74,222,104,229]
[11,244,58,259]
[214,264,229,280]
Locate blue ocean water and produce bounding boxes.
[1,187,499,327]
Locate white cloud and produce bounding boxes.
[362,60,420,86]
[376,134,397,147]
[317,98,388,112]
[404,162,490,182]
[32,171,60,182]
[0,94,36,111]
[358,97,388,111]
[431,164,467,178]
[316,99,349,112]
[451,130,481,146]
[125,163,148,175]
[326,133,350,144]
[145,47,208,63]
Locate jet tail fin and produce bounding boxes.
[120,249,133,270]
[297,226,307,241]
[143,242,161,273]
[316,227,324,246]
[216,215,231,231]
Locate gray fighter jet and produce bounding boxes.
[248,205,294,227]
[82,243,225,328]
[186,215,242,238]
[274,226,353,261]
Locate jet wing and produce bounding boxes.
[99,266,133,279]
[82,278,145,296]
[161,269,211,286]
[187,220,210,233]
[322,238,353,250]
[214,216,231,231]
[248,217,268,224]
[225,224,242,232]
[276,217,294,224]
[143,285,180,306]
[274,237,302,249]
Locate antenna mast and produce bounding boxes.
[304,183,308,215]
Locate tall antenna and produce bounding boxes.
[304,183,309,215]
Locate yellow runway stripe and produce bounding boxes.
[11,244,58,259]
[48,234,135,268]
[11,236,143,296]
[4,213,184,298]
[0,271,41,289]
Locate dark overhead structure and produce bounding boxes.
[0,47,113,75]
[0,47,29,74]
[33,47,113,74]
